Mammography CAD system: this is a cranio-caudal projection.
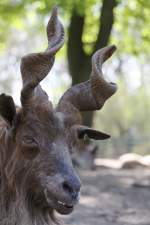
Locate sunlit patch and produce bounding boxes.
[80,196,98,207]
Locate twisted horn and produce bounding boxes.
[20,7,64,106]
[57,45,117,114]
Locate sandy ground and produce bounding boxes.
[59,168,150,225]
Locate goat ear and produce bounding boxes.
[76,125,110,140]
[0,94,16,126]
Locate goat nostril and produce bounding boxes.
[62,180,81,201]
[63,181,73,194]
[71,191,79,201]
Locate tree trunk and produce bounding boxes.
[67,0,117,127]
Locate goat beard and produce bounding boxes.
[0,179,59,225]
[0,162,59,225]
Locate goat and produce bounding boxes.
[0,7,117,225]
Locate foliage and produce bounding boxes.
[0,0,150,55]
[113,0,150,55]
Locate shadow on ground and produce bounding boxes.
[59,168,150,225]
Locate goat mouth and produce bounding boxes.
[55,200,74,214]
[44,189,74,215]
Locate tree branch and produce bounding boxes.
[67,9,87,84]
[94,0,117,52]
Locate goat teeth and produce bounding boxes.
[57,201,66,206]
[57,200,73,208]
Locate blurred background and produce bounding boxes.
[0,0,150,159]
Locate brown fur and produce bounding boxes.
[0,114,54,225]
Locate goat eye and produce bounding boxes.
[21,136,39,159]
[22,137,37,146]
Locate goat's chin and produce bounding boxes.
[44,189,74,215]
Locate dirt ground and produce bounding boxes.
[59,168,150,225]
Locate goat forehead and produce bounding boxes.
[34,106,66,129]
[33,103,54,121]
[21,107,53,126]
[21,111,66,138]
